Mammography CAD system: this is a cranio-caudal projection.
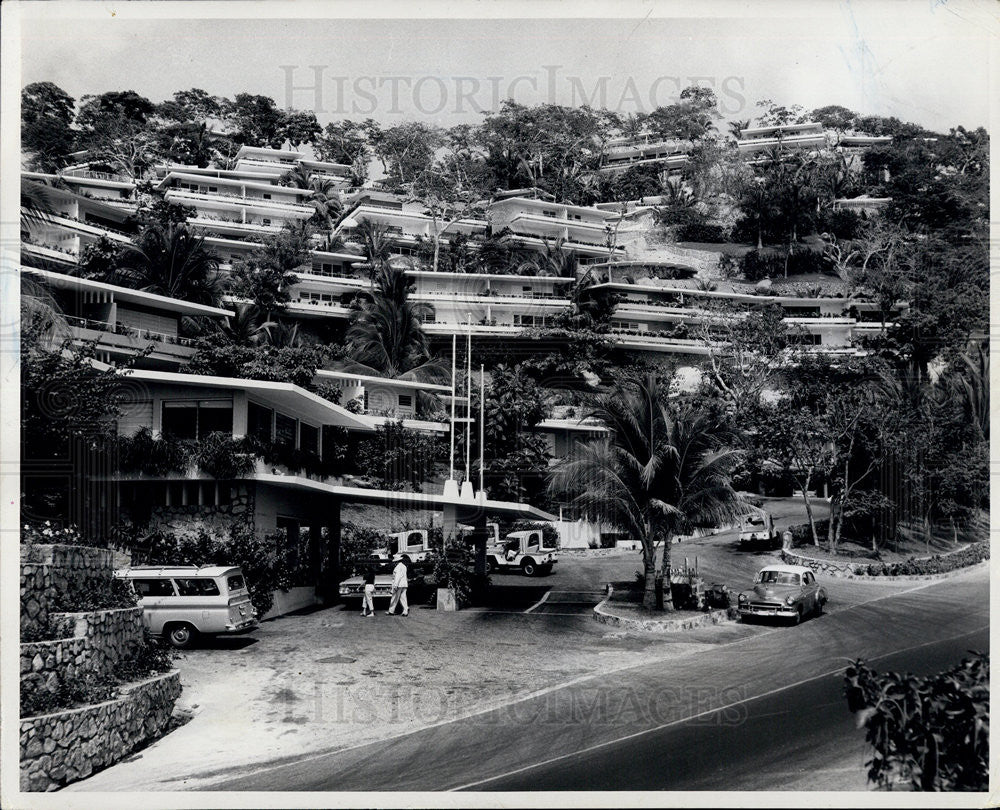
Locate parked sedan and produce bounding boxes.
[737,565,826,625]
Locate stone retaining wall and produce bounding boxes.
[20,637,89,701]
[49,608,145,680]
[143,484,254,546]
[780,545,984,580]
[20,672,181,792]
[20,545,116,638]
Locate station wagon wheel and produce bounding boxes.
[521,559,537,577]
[166,622,198,649]
[487,559,498,575]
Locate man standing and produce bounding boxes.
[386,554,410,616]
[782,528,794,551]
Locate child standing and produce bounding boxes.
[361,567,376,617]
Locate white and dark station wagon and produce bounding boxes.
[114,565,258,648]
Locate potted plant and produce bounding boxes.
[432,544,474,611]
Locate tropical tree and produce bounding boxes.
[343,264,446,384]
[549,375,744,609]
[110,223,224,306]
[350,220,396,279]
[21,82,76,172]
[280,165,343,230]
[515,238,578,278]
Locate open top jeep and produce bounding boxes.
[487,529,557,576]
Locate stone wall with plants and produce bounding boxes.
[49,608,145,680]
[20,541,181,791]
[20,672,181,792]
[20,542,115,638]
[781,541,989,579]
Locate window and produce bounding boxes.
[300,423,319,454]
[161,400,233,440]
[262,218,272,226]
[274,412,296,447]
[262,193,272,200]
[161,402,197,440]
[226,574,247,592]
[208,186,218,193]
[174,578,221,596]
[248,401,273,443]
[397,394,413,408]
[133,579,176,597]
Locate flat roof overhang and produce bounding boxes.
[22,267,235,318]
[125,369,374,431]
[115,473,557,521]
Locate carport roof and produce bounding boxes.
[253,474,558,521]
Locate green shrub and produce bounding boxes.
[860,542,988,577]
[432,545,476,607]
[112,632,175,682]
[677,222,728,243]
[50,577,137,613]
[21,674,118,717]
[845,652,988,790]
[115,427,191,476]
[140,524,293,617]
[195,432,259,478]
[21,521,89,547]
[341,521,388,561]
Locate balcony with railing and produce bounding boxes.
[165,188,313,217]
[63,315,198,356]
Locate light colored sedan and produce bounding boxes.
[737,565,827,625]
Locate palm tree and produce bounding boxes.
[352,220,395,279]
[21,178,59,240]
[281,166,343,230]
[515,237,578,278]
[562,269,617,330]
[343,264,447,384]
[727,119,751,141]
[111,223,224,307]
[214,303,273,346]
[549,375,745,610]
[262,319,303,349]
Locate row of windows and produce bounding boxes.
[513,314,556,327]
[160,400,321,453]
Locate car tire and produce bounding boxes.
[166,622,198,649]
[487,559,498,575]
[521,559,537,577]
[790,608,802,626]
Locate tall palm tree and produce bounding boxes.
[352,220,395,279]
[111,223,224,307]
[549,375,745,610]
[343,264,447,384]
[281,166,343,230]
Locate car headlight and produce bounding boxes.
[738,593,748,603]
[785,595,795,606]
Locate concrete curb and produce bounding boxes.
[593,598,733,633]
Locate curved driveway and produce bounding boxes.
[207,566,988,792]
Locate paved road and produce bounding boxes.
[207,567,987,792]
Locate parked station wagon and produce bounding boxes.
[737,564,826,625]
[114,565,258,648]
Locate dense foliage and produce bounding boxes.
[845,653,988,790]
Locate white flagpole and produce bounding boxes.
[479,364,485,495]
[449,333,456,482]
[465,317,472,483]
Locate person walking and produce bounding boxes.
[361,566,376,617]
[386,554,410,616]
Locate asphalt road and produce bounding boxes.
[207,566,988,792]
